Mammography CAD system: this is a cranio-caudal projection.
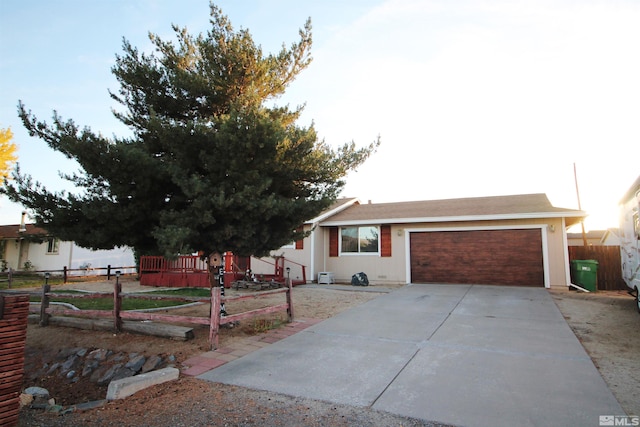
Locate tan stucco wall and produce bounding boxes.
[256,224,314,283]
[320,218,571,289]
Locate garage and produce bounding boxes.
[410,228,544,286]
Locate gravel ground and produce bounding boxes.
[17,281,640,426]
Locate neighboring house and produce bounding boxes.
[0,219,135,273]
[259,193,585,289]
[567,229,621,246]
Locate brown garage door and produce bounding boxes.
[410,229,544,286]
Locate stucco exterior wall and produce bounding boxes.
[255,224,314,283]
[320,217,570,289]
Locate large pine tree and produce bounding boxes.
[2,5,378,260]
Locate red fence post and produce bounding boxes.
[209,287,220,350]
[113,272,122,332]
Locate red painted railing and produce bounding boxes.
[140,255,210,288]
[139,255,307,288]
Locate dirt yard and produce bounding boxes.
[17,280,640,426]
[549,288,640,417]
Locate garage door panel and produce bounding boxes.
[410,229,544,286]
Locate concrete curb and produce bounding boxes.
[106,367,179,400]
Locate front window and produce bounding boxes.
[340,226,379,254]
[46,238,59,254]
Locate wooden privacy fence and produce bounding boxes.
[568,246,626,291]
[0,292,29,427]
[34,278,293,350]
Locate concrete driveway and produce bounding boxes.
[199,284,624,427]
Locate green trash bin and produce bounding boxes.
[570,259,598,291]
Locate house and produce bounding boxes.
[257,193,585,289]
[567,229,621,246]
[0,216,135,274]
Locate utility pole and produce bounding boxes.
[573,163,588,248]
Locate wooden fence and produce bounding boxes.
[0,265,137,289]
[0,292,29,427]
[568,246,626,291]
[33,278,293,350]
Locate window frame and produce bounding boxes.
[339,225,380,255]
[46,237,59,254]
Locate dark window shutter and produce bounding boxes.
[381,225,391,257]
[295,226,304,250]
[329,227,338,257]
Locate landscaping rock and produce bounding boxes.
[88,348,110,361]
[109,352,126,363]
[141,355,163,373]
[82,359,100,377]
[111,366,136,382]
[46,362,60,375]
[61,354,79,373]
[23,346,174,412]
[24,386,49,399]
[19,393,34,408]
[97,363,122,386]
[125,354,146,373]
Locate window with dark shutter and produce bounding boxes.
[381,225,391,257]
[295,226,304,249]
[329,227,338,257]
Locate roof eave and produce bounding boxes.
[320,211,587,227]
[306,198,360,224]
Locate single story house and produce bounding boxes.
[0,217,135,274]
[260,193,585,289]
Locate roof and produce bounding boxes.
[320,193,586,226]
[567,230,607,240]
[568,228,620,245]
[306,197,360,224]
[0,224,49,239]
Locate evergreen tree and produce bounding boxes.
[2,4,378,260]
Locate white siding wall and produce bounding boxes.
[1,239,135,274]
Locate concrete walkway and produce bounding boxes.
[198,284,624,427]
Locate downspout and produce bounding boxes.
[68,242,74,271]
[309,223,316,284]
[561,217,573,288]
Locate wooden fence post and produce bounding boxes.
[113,273,122,332]
[286,275,294,322]
[7,268,12,289]
[107,265,112,280]
[209,286,220,350]
[63,266,68,284]
[39,283,50,326]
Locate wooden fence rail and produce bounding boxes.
[1,265,137,289]
[568,246,626,291]
[31,278,293,350]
